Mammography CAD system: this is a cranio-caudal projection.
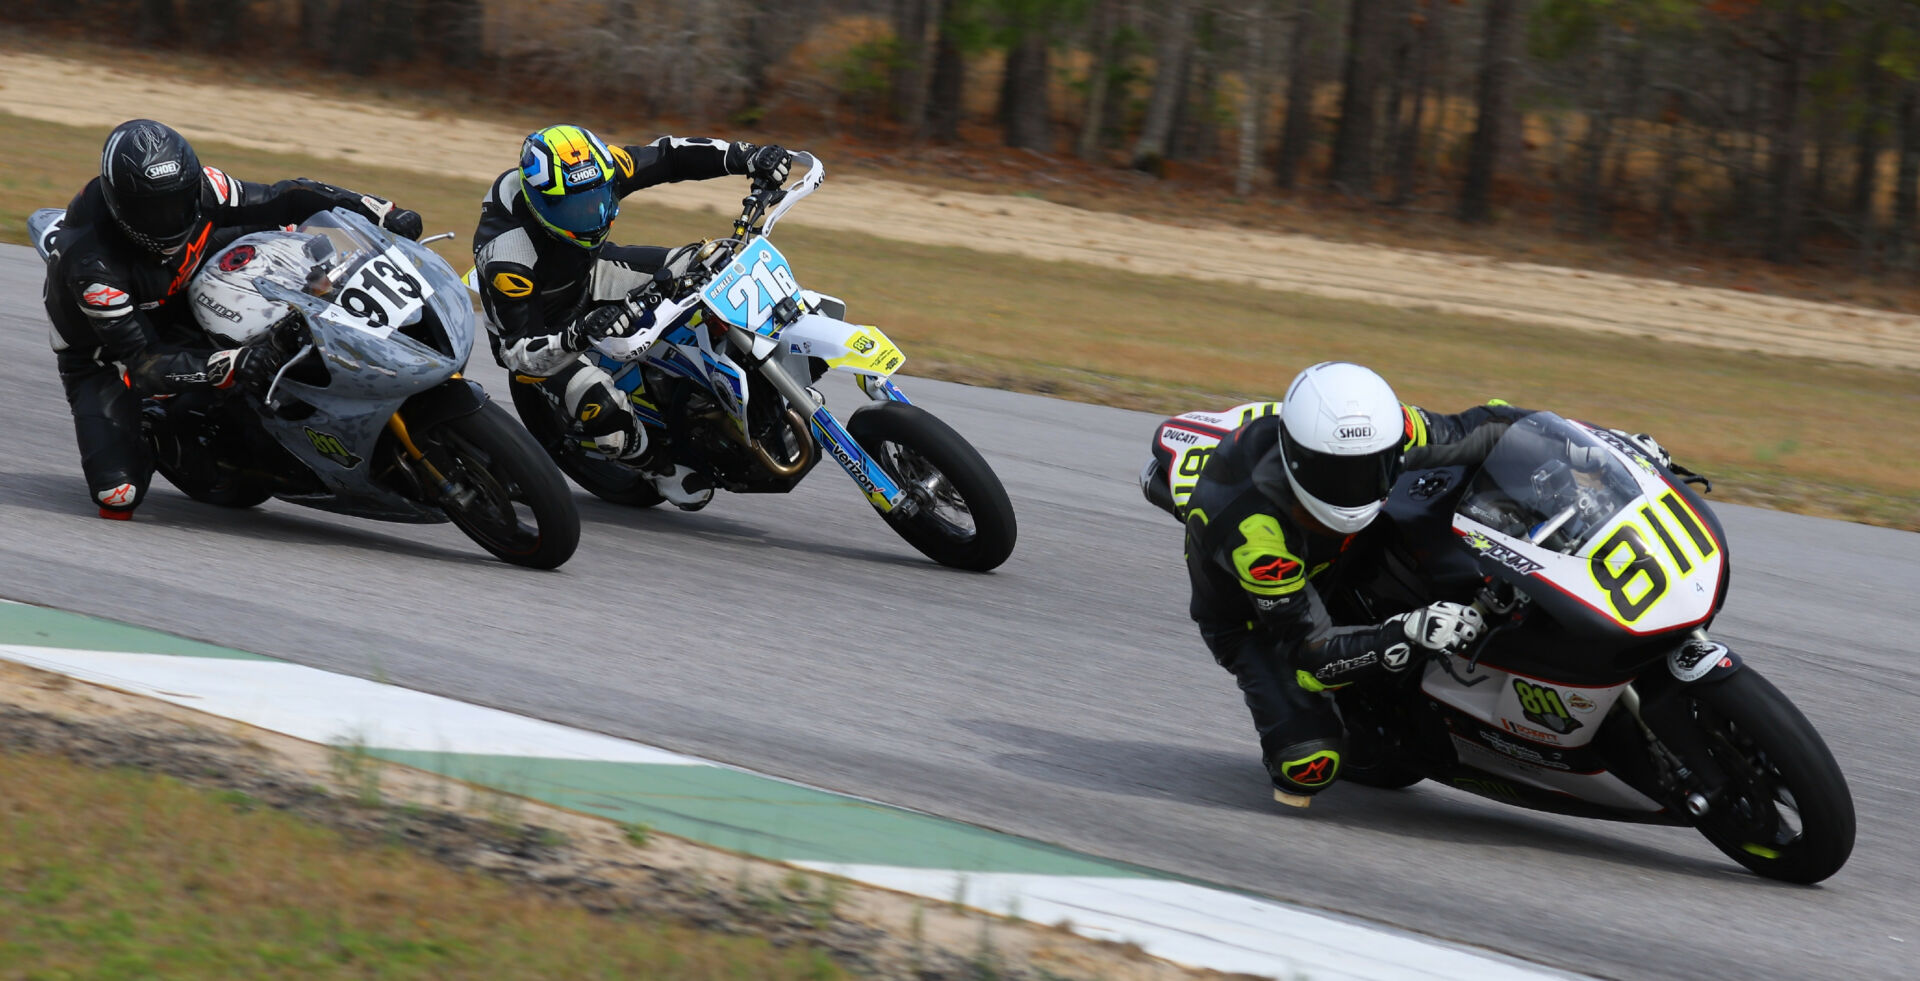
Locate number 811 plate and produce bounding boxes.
[699,239,804,338]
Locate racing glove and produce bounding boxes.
[1392,601,1486,656]
[560,303,634,353]
[1609,429,1671,469]
[359,195,424,240]
[205,344,282,397]
[739,142,792,185]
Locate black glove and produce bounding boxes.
[206,344,282,398]
[741,143,792,185]
[382,207,424,241]
[561,303,634,352]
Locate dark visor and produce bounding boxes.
[120,190,201,244]
[531,184,616,240]
[1281,428,1404,508]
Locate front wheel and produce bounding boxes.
[1686,667,1855,884]
[424,401,580,569]
[845,401,1016,572]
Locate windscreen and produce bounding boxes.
[289,209,433,330]
[1454,412,1647,556]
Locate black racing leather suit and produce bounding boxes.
[1180,402,1529,792]
[471,136,758,377]
[42,170,405,514]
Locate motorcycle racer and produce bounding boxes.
[41,118,424,520]
[469,123,793,511]
[1146,362,1535,806]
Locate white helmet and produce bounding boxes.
[1272,362,1405,534]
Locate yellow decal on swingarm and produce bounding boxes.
[827,326,907,376]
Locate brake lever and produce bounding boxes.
[262,343,314,413]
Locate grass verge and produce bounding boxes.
[0,748,842,980]
[4,110,1914,529]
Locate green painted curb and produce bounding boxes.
[0,599,270,660]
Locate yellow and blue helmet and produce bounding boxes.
[520,124,619,248]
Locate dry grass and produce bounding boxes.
[4,111,1914,529]
[0,748,843,980]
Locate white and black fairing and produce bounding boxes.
[1340,412,1736,823]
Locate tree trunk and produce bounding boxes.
[1850,32,1889,243]
[137,0,178,44]
[1274,0,1316,189]
[1075,0,1120,160]
[1458,0,1519,224]
[1130,0,1195,174]
[376,0,417,63]
[330,0,375,72]
[1655,92,1686,243]
[1388,0,1432,206]
[1576,25,1616,234]
[1171,26,1217,161]
[1892,86,1920,263]
[891,0,934,128]
[1765,7,1807,263]
[423,0,484,66]
[1003,31,1053,151]
[1328,0,1385,193]
[924,5,965,142]
[1234,0,1271,196]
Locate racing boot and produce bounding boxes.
[1266,735,1347,808]
[644,463,715,512]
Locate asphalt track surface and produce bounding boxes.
[3,243,1915,980]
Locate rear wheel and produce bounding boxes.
[845,401,1016,572]
[425,401,580,569]
[1687,667,1855,884]
[508,379,662,508]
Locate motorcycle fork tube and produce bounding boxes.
[725,329,908,512]
[386,413,458,498]
[1621,684,1719,819]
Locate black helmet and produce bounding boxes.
[100,119,204,254]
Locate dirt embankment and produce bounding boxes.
[0,659,1242,981]
[3,50,1916,372]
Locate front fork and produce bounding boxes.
[726,329,918,517]
[1618,630,1743,821]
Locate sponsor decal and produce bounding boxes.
[1669,640,1728,683]
[851,335,876,354]
[1513,679,1584,735]
[1335,423,1376,441]
[218,244,255,272]
[82,284,127,307]
[1381,642,1412,671]
[578,404,602,422]
[1719,656,1733,668]
[1248,554,1301,582]
[1565,692,1598,714]
[1314,652,1377,681]
[1462,530,1546,577]
[303,427,363,469]
[813,412,884,499]
[96,483,138,507]
[563,162,601,186]
[1500,717,1563,745]
[144,159,181,180]
[610,145,635,178]
[1483,729,1573,769]
[1160,426,1200,445]
[165,222,214,296]
[194,292,242,323]
[204,166,232,204]
[1282,752,1339,788]
[882,354,902,372]
[491,270,534,298]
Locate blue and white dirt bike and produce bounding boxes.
[503,153,1017,572]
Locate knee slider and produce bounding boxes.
[1265,735,1347,797]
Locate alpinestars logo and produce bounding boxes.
[1314,652,1378,681]
[1249,554,1301,582]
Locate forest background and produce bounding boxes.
[9,0,1920,276]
